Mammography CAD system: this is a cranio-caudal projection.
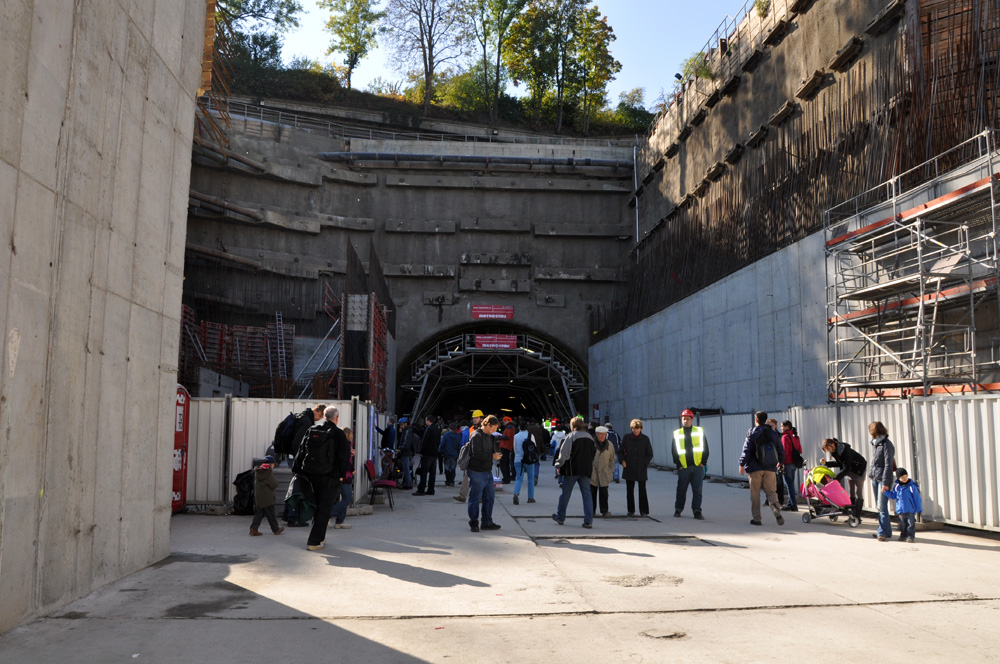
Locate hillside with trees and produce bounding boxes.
[216,0,655,136]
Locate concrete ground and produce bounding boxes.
[3,467,1000,664]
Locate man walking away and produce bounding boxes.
[553,417,596,528]
[414,416,441,495]
[294,407,350,551]
[672,409,708,520]
[739,411,785,527]
[439,422,462,486]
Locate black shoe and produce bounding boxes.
[627,512,635,517]
[425,492,435,495]
[582,522,593,529]
[693,512,705,520]
[527,498,536,503]
[412,490,426,496]
[551,514,565,525]
[470,523,480,532]
[674,511,682,518]
[482,523,501,530]
[513,495,519,505]
[750,519,762,526]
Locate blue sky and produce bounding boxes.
[281,0,742,109]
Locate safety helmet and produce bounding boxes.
[471,409,484,418]
[681,409,695,418]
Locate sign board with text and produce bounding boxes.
[475,334,518,349]
[471,305,514,320]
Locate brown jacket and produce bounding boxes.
[591,439,617,487]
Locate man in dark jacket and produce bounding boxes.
[375,419,395,450]
[467,415,502,532]
[285,404,325,468]
[295,406,351,551]
[395,421,416,489]
[739,411,785,527]
[552,416,596,528]
[414,416,441,496]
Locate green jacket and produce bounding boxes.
[254,468,278,509]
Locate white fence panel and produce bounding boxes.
[227,399,353,500]
[912,396,1000,531]
[837,401,911,510]
[699,416,724,478]
[187,399,227,503]
[354,402,373,508]
[642,418,673,467]
[720,413,755,479]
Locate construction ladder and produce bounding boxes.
[274,311,287,379]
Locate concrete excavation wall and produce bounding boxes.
[589,231,829,428]
[0,0,206,632]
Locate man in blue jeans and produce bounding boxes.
[552,416,596,528]
[467,414,502,533]
[672,409,708,520]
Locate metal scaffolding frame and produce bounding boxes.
[825,129,1000,400]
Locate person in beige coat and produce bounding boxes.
[591,426,617,517]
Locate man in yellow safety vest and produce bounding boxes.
[672,409,709,520]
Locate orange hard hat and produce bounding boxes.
[681,409,695,418]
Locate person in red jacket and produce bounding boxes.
[779,421,803,511]
[499,419,516,483]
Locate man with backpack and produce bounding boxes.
[511,421,539,505]
[274,404,325,468]
[293,406,351,551]
[739,411,785,527]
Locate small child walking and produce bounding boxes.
[250,457,285,536]
[890,467,922,543]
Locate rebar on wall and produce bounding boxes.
[596,0,1000,340]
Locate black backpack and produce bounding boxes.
[273,411,299,454]
[755,429,780,467]
[521,435,539,466]
[293,425,333,475]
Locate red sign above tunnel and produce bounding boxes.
[475,334,518,349]
[471,305,513,320]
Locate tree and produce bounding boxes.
[615,87,654,132]
[320,0,386,89]
[465,0,528,126]
[545,0,587,133]
[229,29,284,95]
[503,1,556,129]
[383,0,467,116]
[217,0,303,32]
[569,6,620,134]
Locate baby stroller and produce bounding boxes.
[380,447,404,485]
[800,466,861,528]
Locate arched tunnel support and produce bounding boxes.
[401,330,586,421]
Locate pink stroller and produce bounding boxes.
[800,466,861,527]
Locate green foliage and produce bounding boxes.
[754,0,770,18]
[320,0,387,88]
[680,51,714,81]
[569,5,621,134]
[366,76,405,98]
[503,2,557,128]
[230,31,343,100]
[465,0,530,125]
[614,87,653,132]
[217,0,303,32]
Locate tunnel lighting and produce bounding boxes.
[500,408,513,412]
[520,402,526,408]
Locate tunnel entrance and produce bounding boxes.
[397,324,587,423]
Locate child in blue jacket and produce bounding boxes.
[891,467,923,542]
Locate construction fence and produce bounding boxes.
[185,397,384,506]
[640,394,999,532]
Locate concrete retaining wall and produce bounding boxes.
[0,0,206,633]
[589,230,829,426]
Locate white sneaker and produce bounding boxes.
[306,543,325,551]
[334,522,351,529]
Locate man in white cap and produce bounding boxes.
[672,409,708,520]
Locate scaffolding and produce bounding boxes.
[825,129,1000,400]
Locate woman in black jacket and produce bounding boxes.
[621,419,654,517]
[820,437,868,520]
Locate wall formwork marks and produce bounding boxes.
[0,0,207,633]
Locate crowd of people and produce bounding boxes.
[251,403,923,549]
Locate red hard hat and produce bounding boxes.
[681,409,695,418]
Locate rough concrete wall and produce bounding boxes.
[589,231,828,426]
[637,0,888,233]
[0,0,206,633]
[187,131,633,373]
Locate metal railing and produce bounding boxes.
[642,0,802,146]
[207,97,636,148]
[409,333,585,387]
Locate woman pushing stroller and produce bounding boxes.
[818,438,868,522]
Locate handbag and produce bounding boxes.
[792,447,805,469]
